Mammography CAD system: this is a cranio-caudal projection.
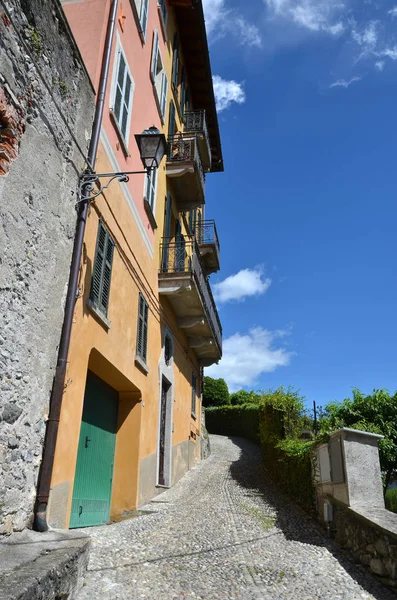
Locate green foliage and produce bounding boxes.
[258,389,315,511]
[229,389,261,406]
[319,388,397,487]
[385,488,397,513]
[205,404,260,443]
[203,376,230,407]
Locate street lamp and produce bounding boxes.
[135,126,167,170]
[79,126,168,203]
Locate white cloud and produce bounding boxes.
[351,20,378,54]
[388,7,397,18]
[202,0,262,47]
[206,327,294,391]
[213,267,271,303]
[264,0,345,35]
[329,76,361,88]
[377,46,397,60]
[375,60,385,71]
[212,76,246,112]
[202,0,224,35]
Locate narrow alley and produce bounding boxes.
[76,436,393,600]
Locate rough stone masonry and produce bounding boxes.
[0,0,94,533]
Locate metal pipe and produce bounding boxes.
[34,0,119,532]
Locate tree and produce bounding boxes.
[203,377,229,407]
[319,388,397,491]
[229,389,261,406]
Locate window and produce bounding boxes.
[191,372,197,417]
[180,67,186,117]
[111,46,134,143]
[144,167,158,213]
[158,0,167,29]
[172,33,179,89]
[185,87,191,113]
[168,100,175,137]
[133,0,149,39]
[164,334,172,365]
[150,30,168,119]
[90,221,114,317]
[136,293,149,364]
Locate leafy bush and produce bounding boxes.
[203,376,230,407]
[319,389,397,489]
[205,404,260,444]
[386,488,397,513]
[229,389,261,406]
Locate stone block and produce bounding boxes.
[366,544,375,554]
[360,553,372,566]
[370,558,386,577]
[375,537,389,557]
[385,558,397,579]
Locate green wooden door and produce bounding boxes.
[70,371,118,528]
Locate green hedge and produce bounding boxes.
[205,404,260,444]
[386,487,397,513]
[259,404,315,512]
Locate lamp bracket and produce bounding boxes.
[77,168,153,207]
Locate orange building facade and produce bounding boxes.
[48,0,223,528]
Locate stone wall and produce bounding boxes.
[0,0,94,533]
[200,409,211,460]
[332,500,397,589]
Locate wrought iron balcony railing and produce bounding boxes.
[195,220,220,251]
[159,238,222,353]
[167,133,205,195]
[194,219,220,274]
[184,110,211,166]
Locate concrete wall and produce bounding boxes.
[0,0,94,533]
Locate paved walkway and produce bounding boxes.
[77,436,394,600]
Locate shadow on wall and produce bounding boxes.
[225,435,391,600]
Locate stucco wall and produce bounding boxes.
[0,0,94,533]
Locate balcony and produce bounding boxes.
[158,238,222,366]
[184,110,211,169]
[195,220,220,274]
[166,133,205,211]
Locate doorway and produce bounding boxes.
[158,377,172,486]
[70,371,118,528]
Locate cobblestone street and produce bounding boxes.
[77,436,394,600]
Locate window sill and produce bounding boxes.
[109,110,131,157]
[135,354,149,375]
[157,5,168,40]
[155,483,170,489]
[191,412,197,420]
[87,299,111,330]
[144,198,158,229]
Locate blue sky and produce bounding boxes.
[202,0,397,408]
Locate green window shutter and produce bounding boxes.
[191,372,197,415]
[90,221,114,317]
[136,293,149,363]
[172,33,179,88]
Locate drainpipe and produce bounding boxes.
[34,0,119,532]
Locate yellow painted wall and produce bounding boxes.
[49,3,205,529]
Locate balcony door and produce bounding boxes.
[174,219,185,272]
